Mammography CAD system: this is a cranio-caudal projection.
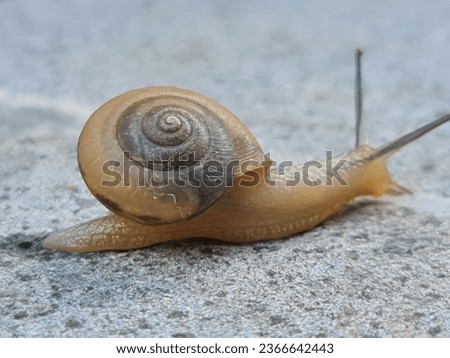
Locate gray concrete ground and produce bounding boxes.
[0,0,449,337]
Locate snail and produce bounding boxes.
[43,51,449,252]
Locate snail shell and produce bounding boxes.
[78,86,268,225]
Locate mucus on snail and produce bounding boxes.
[43,50,449,253]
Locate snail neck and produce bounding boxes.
[201,147,397,241]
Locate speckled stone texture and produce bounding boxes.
[0,0,449,337]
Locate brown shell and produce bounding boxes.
[77,86,267,224]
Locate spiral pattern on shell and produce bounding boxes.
[77,87,266,224]
[116,98,211,170]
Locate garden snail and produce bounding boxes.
[43,51,449,252]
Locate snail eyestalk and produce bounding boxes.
[354,48,366,148]
[365,114,450,161]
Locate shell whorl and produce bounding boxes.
[116,98,211,170]
[77,87,267,225]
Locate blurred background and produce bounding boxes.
[2,0,450,157]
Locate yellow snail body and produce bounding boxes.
[43,53,450,253]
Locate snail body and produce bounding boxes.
[44,144,393,252]
[43,54,450,253]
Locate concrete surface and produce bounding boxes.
[0,0,449,337]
